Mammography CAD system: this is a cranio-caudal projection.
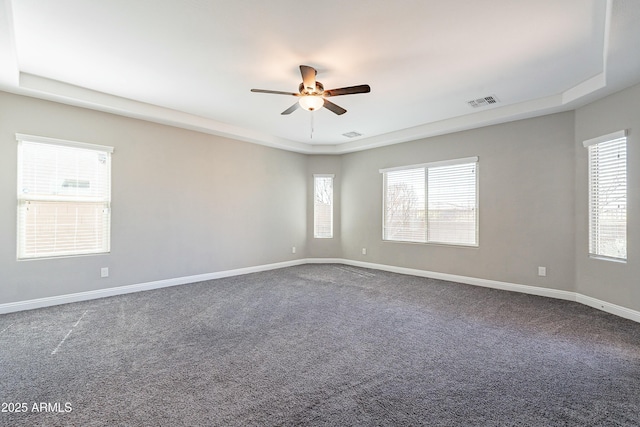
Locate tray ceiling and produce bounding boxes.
[1,0,639,154]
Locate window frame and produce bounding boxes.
[16,134,114,260]
[380,157,479,247]
[583,130,627,262]
[313,174,334,239]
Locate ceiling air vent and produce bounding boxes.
[342,131,363,138]
[468,95,499,108]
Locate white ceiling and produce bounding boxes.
[1,0,639,154]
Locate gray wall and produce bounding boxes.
[575,83,640,311]
[2,83,639,315]
[340,112,576,291]
[0,91,307,304]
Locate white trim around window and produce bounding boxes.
[313,174,334,239]
[584,130,627,261]
[16,134,113,260]
[379,156,478,174]
[582,130,627,148]
[16,133,114,153]
[381,157,478,246]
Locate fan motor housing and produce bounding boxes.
[299,81,324,95]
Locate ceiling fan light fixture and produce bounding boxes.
[298,95,324,111]
[251,65,369,116]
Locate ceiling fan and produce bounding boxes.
[251,65,371,115]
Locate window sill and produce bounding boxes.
[382,240,478,249]
[588,255,626,264]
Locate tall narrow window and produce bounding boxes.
[314,174,334,238]
[381,157,478,246]
[17,134,113,259]
[584,131,627,261]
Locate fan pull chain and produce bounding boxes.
[310,111,314,139]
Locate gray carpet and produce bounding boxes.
[1,264,639,426]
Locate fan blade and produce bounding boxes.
[251,89,299,96]
[324,85,371,97]
[300,65,317,92]
[323,99,347,115]
[281,102,300,115]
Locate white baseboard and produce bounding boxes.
[2,257,639,323]
[308,258,640,323]
[0,259,307,314]
[336,259,577,300]
[575,294,640,323]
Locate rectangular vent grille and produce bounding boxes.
[342,131,363,138]
[468,95,499,108]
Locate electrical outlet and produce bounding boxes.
[538,266,546,277]
[101,267,109,278]
[292,246,296,254]
[362,248,367,255]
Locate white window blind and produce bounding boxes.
[17,135,113,259]
[427,162,477,245]
[585,132,627,260]
[383,168,426,242]
[314,174,334,238]
[381,157,478,246]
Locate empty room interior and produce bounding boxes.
[1,0,639,425]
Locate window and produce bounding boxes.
[584,130,627,261]
[382,167,426,242]
[381,157,478,246]
[17,134,113,259]
[314,174,334,238]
